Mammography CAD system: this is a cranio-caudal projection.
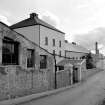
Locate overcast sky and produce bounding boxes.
[0,0,105,54]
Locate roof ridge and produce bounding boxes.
[37,17,57,28]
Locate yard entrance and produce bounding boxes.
[73,66,78,83]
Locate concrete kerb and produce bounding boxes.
[0,83,81,105]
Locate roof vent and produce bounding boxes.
[30,13,38,19]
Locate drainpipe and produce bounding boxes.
[31,51,35,89]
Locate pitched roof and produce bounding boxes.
[65,42,89,53]
[0,21,56,57]
[10,13,65,34]
[57,59,83,66]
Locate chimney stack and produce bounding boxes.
[72,42,76,45]
[95,42,99,54]
[30,13,38,19]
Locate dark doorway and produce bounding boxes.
[73,66,78,83]
[2,37,19,65]
[27,49,34,68]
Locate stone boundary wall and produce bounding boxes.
[81,58,104,81]
[0,22,55,101]
[56,67,72,89]
[96,59,105,69]
[0,65,55,101]
[81,68,103,81]
[0,63,102,101]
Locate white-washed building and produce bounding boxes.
[10,13,65,63]
[10,13,89,64]
[65,41,89,60]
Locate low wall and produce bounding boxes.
[96,59,105,69]
[0,65,54,100]
[81,68,102,81]
[56,69,72,89]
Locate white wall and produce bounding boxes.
[40,26,65,63]
[14,25,40,45]
[13,24,89,63]
[40,26,65,55]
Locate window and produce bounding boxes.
[82,56,85,59]
[2,37,19,65]
[58,66,64,71]
[45,37,48,45]
[53,50,55,55]
[27,49,34,67]
[53,39,55,46]
[59,41,61,47]
[40,55,47,69]
[59,51,61,57]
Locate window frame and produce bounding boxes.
[2,37,19,65]
[27,49,34,68]
[58,66,64,71]
[59,40,61,47]
[52,39,55,46]
[59,50,61,57]
[53,50,55,55]
[40,55,47,69]
[45,37,48,45]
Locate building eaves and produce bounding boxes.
[35,17,65,34]
[10,18,37,29]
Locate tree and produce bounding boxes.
[86,53,94,69]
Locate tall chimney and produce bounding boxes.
[30,13,38,19]
[95,42,99,54]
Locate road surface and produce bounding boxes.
[18,70,105,105]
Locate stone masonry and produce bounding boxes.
[0,22,55,100]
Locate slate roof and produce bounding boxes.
[10,13,65,34]
[57,59,83,66]
[65,43,89,53]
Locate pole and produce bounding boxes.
[54,54,57,89]
[31,70,34,89]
